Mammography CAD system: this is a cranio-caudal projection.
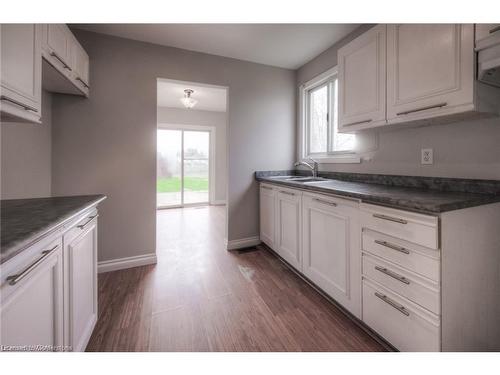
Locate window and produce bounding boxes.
[300,67,359,162]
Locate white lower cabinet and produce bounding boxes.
[259,184,276,248]
[0,237,64,350]
[63,211,98,352]
[259,184,500,351]
[302,193,361,318]
[275,187,302,270]
[0,207,100,352]
[363,279,440,352]
[259,183,360,315]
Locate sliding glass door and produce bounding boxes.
[157,128,210,208]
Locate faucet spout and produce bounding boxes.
[294,158,319,178]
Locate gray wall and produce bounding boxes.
[1,90,53,199]
[157,106,227,203]
[52,30,296,262]
[297,25,500,180]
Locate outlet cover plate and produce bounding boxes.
[421,148,433,165]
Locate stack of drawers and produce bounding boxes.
[360,203,441,351]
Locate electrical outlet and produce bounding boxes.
[421,148,433,165]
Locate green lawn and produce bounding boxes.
[157,177,208,193]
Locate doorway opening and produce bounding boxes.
[157,126,212,208]
[156,78,228,210]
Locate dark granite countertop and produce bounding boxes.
[256,171,500,215]
[1,195,106,265]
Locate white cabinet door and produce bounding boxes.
[45,24,73,73]
[476,24,500,42]
[275,188,302,270]
[72,40,90,89]
[63,214,98,352]
[302,194,361,317]
[338,24,387,132]
[387,24,474,124]
[0,239,63,351]
[259,184,276,248]
[0,24,42,123]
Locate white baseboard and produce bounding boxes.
[211,200,226,206]
[226,236,261,250]
[98,253,157,273]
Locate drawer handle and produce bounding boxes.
[0,95,38,112]
[5,245,59,286]
[374,292,410,316]
[77,214,98,230]
[342,119,372,127]
[489,26,500,34]
[374,239,410,254]
[261,185,273,190]
[313,198,337,207]
[280,190,295,196]
[50,51,72,70]
[76,77,90,88]
[375,266,410,285]
[396,102,447,116]
[373,213,408,224]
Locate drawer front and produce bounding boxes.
[63,208,99,244]
[360,204,439,249]
[363,279,440,351]
[1,236,63,302]
[362,229,440,281]
[363,254,440,314]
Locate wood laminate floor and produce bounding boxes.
[86,205,385,352]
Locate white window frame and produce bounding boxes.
[299,67,361,164]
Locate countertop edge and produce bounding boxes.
[256,177,500,215]
[1,195,107,265]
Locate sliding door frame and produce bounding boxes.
[157,123,216,209]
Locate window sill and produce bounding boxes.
[307,155,361,164]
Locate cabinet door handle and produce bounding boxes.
[280,190,295,196]
[374,239,410,254]
[77,214,98,230]
[313,198,337,207]
[374,292,410,316]
[50,51,72,71]
[396,102,447,116]
[6,245,59,286]
[342,119,372,127]
[375,266,410,284]
[489,26,500,34]
[0,95,38,113]
[261,185,273,190]
[76,77,89,88]
[373,213,408,224]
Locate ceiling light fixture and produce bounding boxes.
[180,89,197,109]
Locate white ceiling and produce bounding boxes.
[72,24,360,69]
[157,80,227,112]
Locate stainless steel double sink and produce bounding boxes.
[267,175,327,184]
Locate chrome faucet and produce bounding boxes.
[294,158,319,178]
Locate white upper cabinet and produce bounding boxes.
[475,24,500,49]
[338,24,387,132]
[338,24,500,132]
[71,39,90,89]
[42,24,90,97]
[275,188,302,270]
[302,193,361,318]
[45,24,73,74]
[0,24,42,123]
[386,24,474,124]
